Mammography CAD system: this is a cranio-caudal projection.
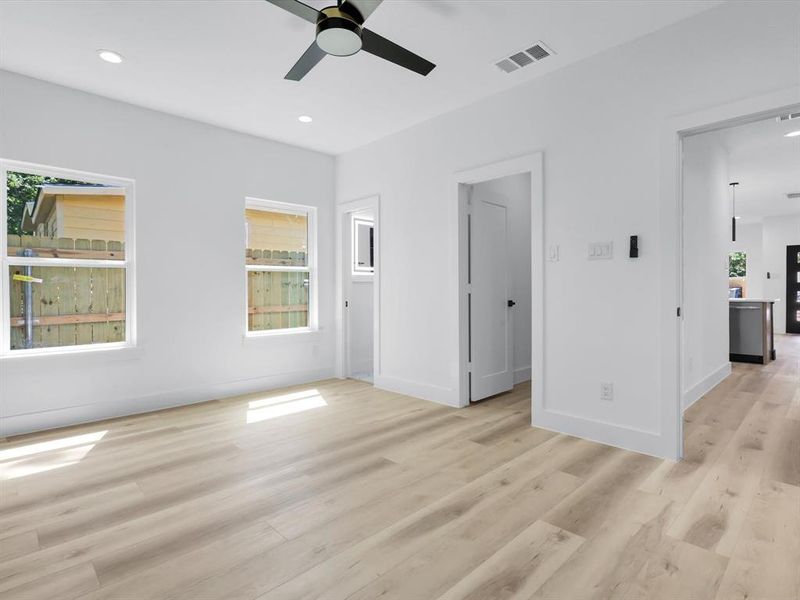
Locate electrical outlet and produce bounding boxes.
[548,244,559,262]
[600,382,614,402]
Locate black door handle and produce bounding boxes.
[507,300,516,307]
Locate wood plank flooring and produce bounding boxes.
[1,335,798,599]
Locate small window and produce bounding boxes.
[728,252,746,277]
[2,163,133,354]
[352,216,374,275]
[245,198,316,334]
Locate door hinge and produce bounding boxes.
[345,300,349,308]
[677,307,681,317]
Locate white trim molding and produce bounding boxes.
[683,363,731,411]
[1,366,335,437]
[659,86,800,460]
[335,195,380,381]
[243,196,318,337]
[373,374,458,408]
[0,158,136,359]
[514,366,532,385]
[452,152,544,416]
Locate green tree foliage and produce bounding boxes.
[729,251,747,277]
[6,172,84,236]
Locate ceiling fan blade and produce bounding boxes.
[285,42,326,81]
[339,0,383,22]
[361,29,435,76]
[265,0,320,24]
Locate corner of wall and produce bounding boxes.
[682,362,731,411]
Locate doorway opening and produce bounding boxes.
[337,196,379,383]
[466,174,531,401]
[454,153,544,416]
[678,101,800,459]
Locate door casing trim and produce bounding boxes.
[335,195,380,380]
[453,152,544,416]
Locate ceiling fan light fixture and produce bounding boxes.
[316,17,362,57]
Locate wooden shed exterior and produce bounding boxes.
[245,208,307,253]
[22,186,125,243]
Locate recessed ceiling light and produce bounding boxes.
[298,115,313,123]
[785,130,800,138]
[97,49,124,64]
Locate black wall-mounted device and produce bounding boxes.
[629,235,639,258]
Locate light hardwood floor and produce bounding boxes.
[1,336,798,599]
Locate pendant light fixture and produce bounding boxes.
[730,182,739,241]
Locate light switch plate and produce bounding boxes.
[588,241,613,260]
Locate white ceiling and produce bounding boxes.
[714,115,800,223]
[0,0,721,155]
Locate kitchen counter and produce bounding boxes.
[729,299,777,364]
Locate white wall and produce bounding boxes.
[0,71,336,436]
[335,1,800,457]
[730,222,764,299]
[472,173,531,383]
[682,134,730,408]
[762,214,800,334]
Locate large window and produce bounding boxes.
[245,198,316,334]
[1,161,135,355]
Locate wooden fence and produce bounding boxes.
[7,234,125,260]
[6,236,308,346]
[247,247,309,331]
[7,234,127,350]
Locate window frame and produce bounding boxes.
[0,159,136,358]
[351,215,375,277]
[244,197,317,337]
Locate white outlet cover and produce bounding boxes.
[600,382,614,401]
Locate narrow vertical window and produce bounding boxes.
[245,198,316,333]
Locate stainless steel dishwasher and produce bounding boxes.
[729,300,776,364]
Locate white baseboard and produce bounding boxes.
[683,363,731,411]
[374,374,459,408]
[534,407,673,460]
[1,367,335,437]
[514,366,532,384]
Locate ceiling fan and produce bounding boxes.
[266,0,436,81]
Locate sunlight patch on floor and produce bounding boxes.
[1,439,106,480]
[0,430,107,461]
[247,388,323,410]
[247,389,327,423]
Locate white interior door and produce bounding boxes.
[471,188,514,401]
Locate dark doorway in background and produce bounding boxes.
[786,245,800,334]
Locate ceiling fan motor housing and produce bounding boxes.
[316,6,363,56]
